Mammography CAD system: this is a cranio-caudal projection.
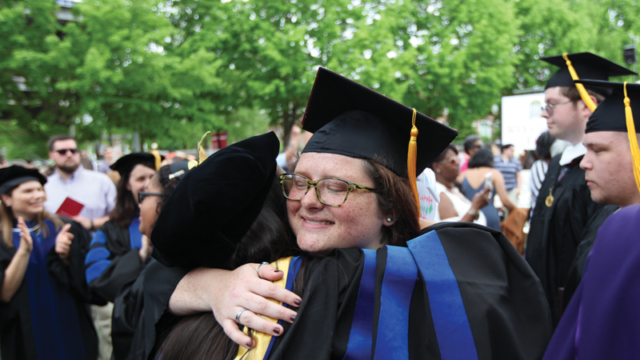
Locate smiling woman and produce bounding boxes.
[0,166,98,360]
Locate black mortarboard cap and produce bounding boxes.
[577,80,640,133]
[0,166,47,195]
[542,52,636,90]
[151,132,280,269]
[110,152,162,177]
[301,67,458,178]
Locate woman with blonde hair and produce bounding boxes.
[0,166,97,359]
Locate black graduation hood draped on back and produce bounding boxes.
[0,166,47,195]
[151,132,280,269]
[301,67,458,177]
[541,52,636,90]
[576,80,640,133]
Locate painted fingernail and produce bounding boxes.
[246,341,253,348]
[294,299,301,306]
[290,315,297,321]
[274,270,282,273]
[273,327,281,334]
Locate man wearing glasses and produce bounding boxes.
[44,134,116,232]
[525,53,635,327]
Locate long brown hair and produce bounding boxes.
[153,176,299,360]
[0,186,62,247]
[361,159,420,246]
[109,164,156,228]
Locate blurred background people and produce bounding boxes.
[44,135,116,232]
[460,135,484,173]
[431,145,489,225]
[98,147,115,174]
[80,150,95,171]
[494,144,522,206]
[0,166,97,360]
[459,148,516,231]
[530,131,555,214]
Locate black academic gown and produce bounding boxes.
[0,219,98,360]
[123,223,552,360]
[85,220,146,303]
[525,154,608,325]
[112,258,187,360]
[561,204,618,310]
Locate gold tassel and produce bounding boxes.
[623,82,640,194]
[196,131,211,165]
[407,109,420,213]
[562,52,597,112]
[151,150,162,170]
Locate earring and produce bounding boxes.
[386,217,393,222]
[436,169,441,173]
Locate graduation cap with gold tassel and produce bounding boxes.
[110,152,164,177]
[576,79,640,194]
[301,67,458,213]
[541,52,636,111]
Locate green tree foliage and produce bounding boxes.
[1,0,639,157]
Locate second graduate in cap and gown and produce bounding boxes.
[525,52,635,324]
[135,68,552,360]
[0,166,97,360]
[543,80,640,360]
[84,153,161,303]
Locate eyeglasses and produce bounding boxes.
[280,173,375,207]
[138,191,163,203]
[54,148,78,155]
[541,101,572,116]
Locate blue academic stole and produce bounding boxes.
[342,230,479,360]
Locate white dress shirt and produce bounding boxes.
[44,167,117,220]
[559,142,587,166]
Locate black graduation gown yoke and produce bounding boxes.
[525,154,606,325]
[111,258,187,360]
[86,221,145,303]
[269,223,552,360]
[562,204,618,309]
[0,219,98,360]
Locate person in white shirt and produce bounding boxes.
[44,135,116,232]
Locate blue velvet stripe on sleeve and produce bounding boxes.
[85,230,113,284]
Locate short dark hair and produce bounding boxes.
[501,144,514,153]
[463,135,482,154]
[559,86,605,105]
[48,135,76,151]
[535,131,555,161]
[468,148,495,169]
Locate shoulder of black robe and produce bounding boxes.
[114,258,188,360]
[525,154,607,325]
[86,220,145,302]
[562,204,618,309]
[269,223,552,360]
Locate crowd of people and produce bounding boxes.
[0,51,639,360]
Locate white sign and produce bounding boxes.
[501,93,547,151]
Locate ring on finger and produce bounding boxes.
[236,308,249,324]
[256,261,269,279]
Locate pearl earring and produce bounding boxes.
[436,169,441,173]
[386,217,393,222]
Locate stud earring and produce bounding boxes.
[436,169,441,173]
[386,217,393,222]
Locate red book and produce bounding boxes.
[56,197,85,218]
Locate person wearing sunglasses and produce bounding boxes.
[44,135,116,233]
[132,69,552,360]
[82,152,161,360]
[526,53,636,326]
